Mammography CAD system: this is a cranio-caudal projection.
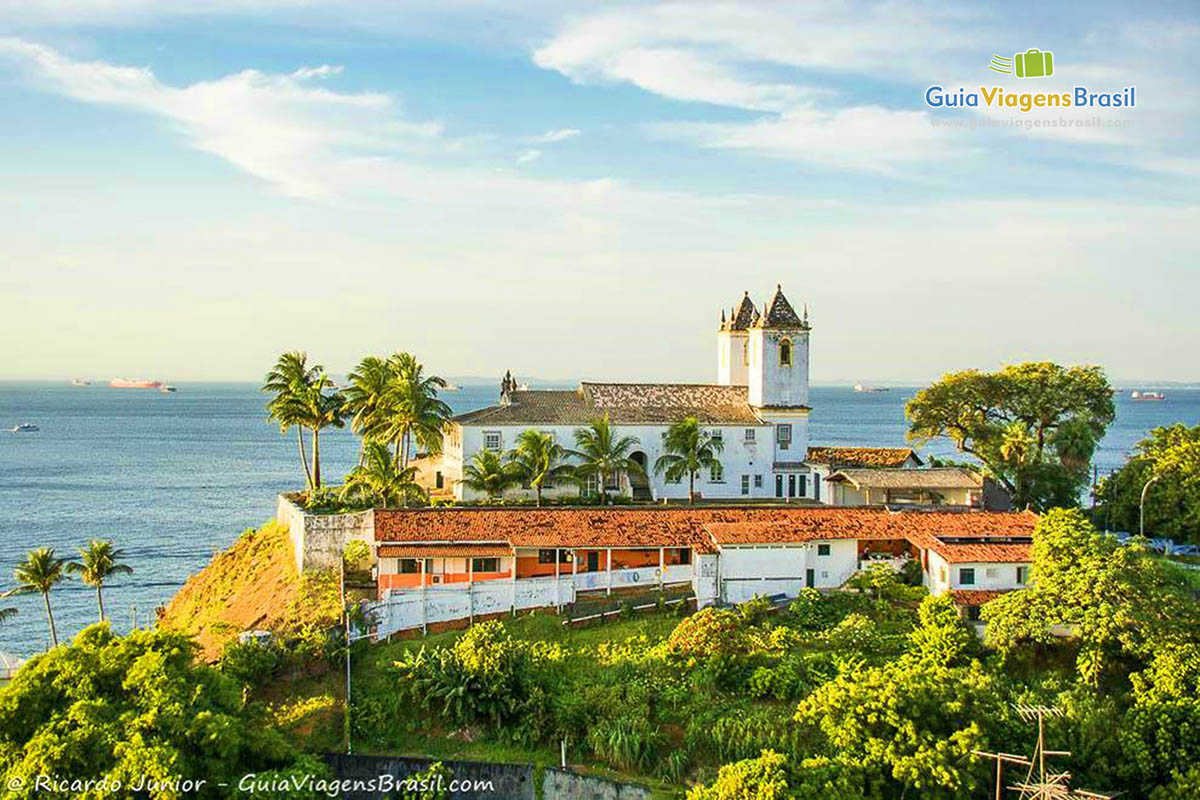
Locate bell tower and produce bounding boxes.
[717,291,755,386]
[747,285,809,408]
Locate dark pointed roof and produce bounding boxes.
[729,291,756,331]
[757,284,808,329]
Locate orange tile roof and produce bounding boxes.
[913,535,1032,563]
[805,446,920,468]
[377,544,513,558]
[949,589,1013,606]
[374,507,1038,560]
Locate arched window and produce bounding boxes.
[779,338,792,367]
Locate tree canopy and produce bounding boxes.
[905,362,1114,510]
[1094,423,1200,542]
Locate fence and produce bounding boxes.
[369,577,577,637]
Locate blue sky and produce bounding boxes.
[1,1,1197,383]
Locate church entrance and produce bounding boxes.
[628,451,652,502]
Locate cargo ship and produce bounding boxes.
[1130,390,1165,401]
[110,378,164,389]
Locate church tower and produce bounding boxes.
[747,285,811,460]
[717,291,756,386]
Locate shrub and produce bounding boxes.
[219,638,283,687]
[737,595,773,627]
[666,608,748,659]
[587,715,665,770]
[686,749,789,800]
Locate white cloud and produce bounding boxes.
[290,64,343,80]
[516,148,542,164]
[531,127,580,143]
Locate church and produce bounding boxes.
[429,285,925,503]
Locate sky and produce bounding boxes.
[0,1,1197,384]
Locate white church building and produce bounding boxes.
[429,285,919,504]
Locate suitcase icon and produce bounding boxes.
[1014,49,1053,78]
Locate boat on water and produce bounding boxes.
[160,384,177,393]
[853,384,890,393]
[70,378,91,387]
[443,382,461,391]
[518,381,531,391]
[1130,390,1165,401]
[8,423,39,433]
[110,378,163,389]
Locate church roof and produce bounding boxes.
[729,292,757,331]
[452,382,766,426]
[757,284,807,329]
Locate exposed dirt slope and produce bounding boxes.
[158,520,339,660]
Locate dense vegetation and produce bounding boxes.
[1093,423,1200,542]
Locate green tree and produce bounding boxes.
[906,362,1114,510]
[383,353,452,469]
[343,355,395,462]
[505,429,576,506]
[262,351,321,490]
[66,539,133,622]
[2,548,66,647]
[686,749,790,800]
[1094,423,1200,542]
[570,415,644,503]
[0,623,327,798]
[296,371,346,490]
[654,417,724,504]
[462,449,518,502]
[983,509,1200,686]
[341,441,424,508]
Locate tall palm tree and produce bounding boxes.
[66,539,133,622]
[655,417,725,504]
[385,353,452,468]
[262,351,321,490]
[570,415,644,504]
[506,429,576,506]
[298,372,346,490]
[3,548,66,647]
[343,356,395,463]
[341,441,424,508]
[462,449,517,502]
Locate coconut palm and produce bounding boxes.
[298,372,346,490]
[3,548,66,647]
[462,449,518,502]
[384,353,452,468]
[66,539,133,622]
[570,415,644,503]
[341,441,425,508]
[262,351,322,490]
[506,429,576,506]
[343,356,395,463]
[1052,418,1098,472]
[655,417,725,504]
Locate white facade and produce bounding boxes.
[926,551,1031,595]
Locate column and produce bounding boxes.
[606,548,613,596]
[658,547,665,592]
[554,548,561,610]
[420,558,427,635]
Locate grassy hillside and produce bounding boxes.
[157,520,340,660]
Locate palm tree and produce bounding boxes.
[506,429,576,506]
[298,372,346,490]
[66,539,133,622]
[384,353,452,469]
[343,356,395,463]
[570,415,644,504]
[341,441,424,508]
[462,449,517,502]
[262,351,321,490]
[3,548,66,647]
[0,607,16,625]
[655,417,725,504]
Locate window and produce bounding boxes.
[744,428,756,443]
[985,567,999,579]
[709,429,723,444]
[483,431,502,451]
[779,338,792,367]
[435,471,444,489]
[817,543,831,556]
[959,567,976,586]
[399,559,426,574]
[709,462,724,482]
[1016,566,1029,585]
[472,558,501,574]
[776,424,792,450]
[754,474,763,488]
[741,475,750,495]
[538,549,570,564]
[798,475,808,497]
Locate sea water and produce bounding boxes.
[1,381,1196,656]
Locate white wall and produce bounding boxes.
[717,330,750,386]
[924,551,1031,595]
[748,328,810,409]
[370,577,576,637]
[717,538,857,601]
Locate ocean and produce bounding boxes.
[1,381,1197,657]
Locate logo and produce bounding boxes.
[989,49,1055,78]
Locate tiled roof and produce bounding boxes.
[704,508,1036,546]
[806,446,921,468]
[729,292,756,331]
[377,544,512,558]
[375,507,1038,563]
[826,467,982,490]
[913,534,1032,563]
[949,589,1013,606]
[452,383,764,426]
[758,285,807,329]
